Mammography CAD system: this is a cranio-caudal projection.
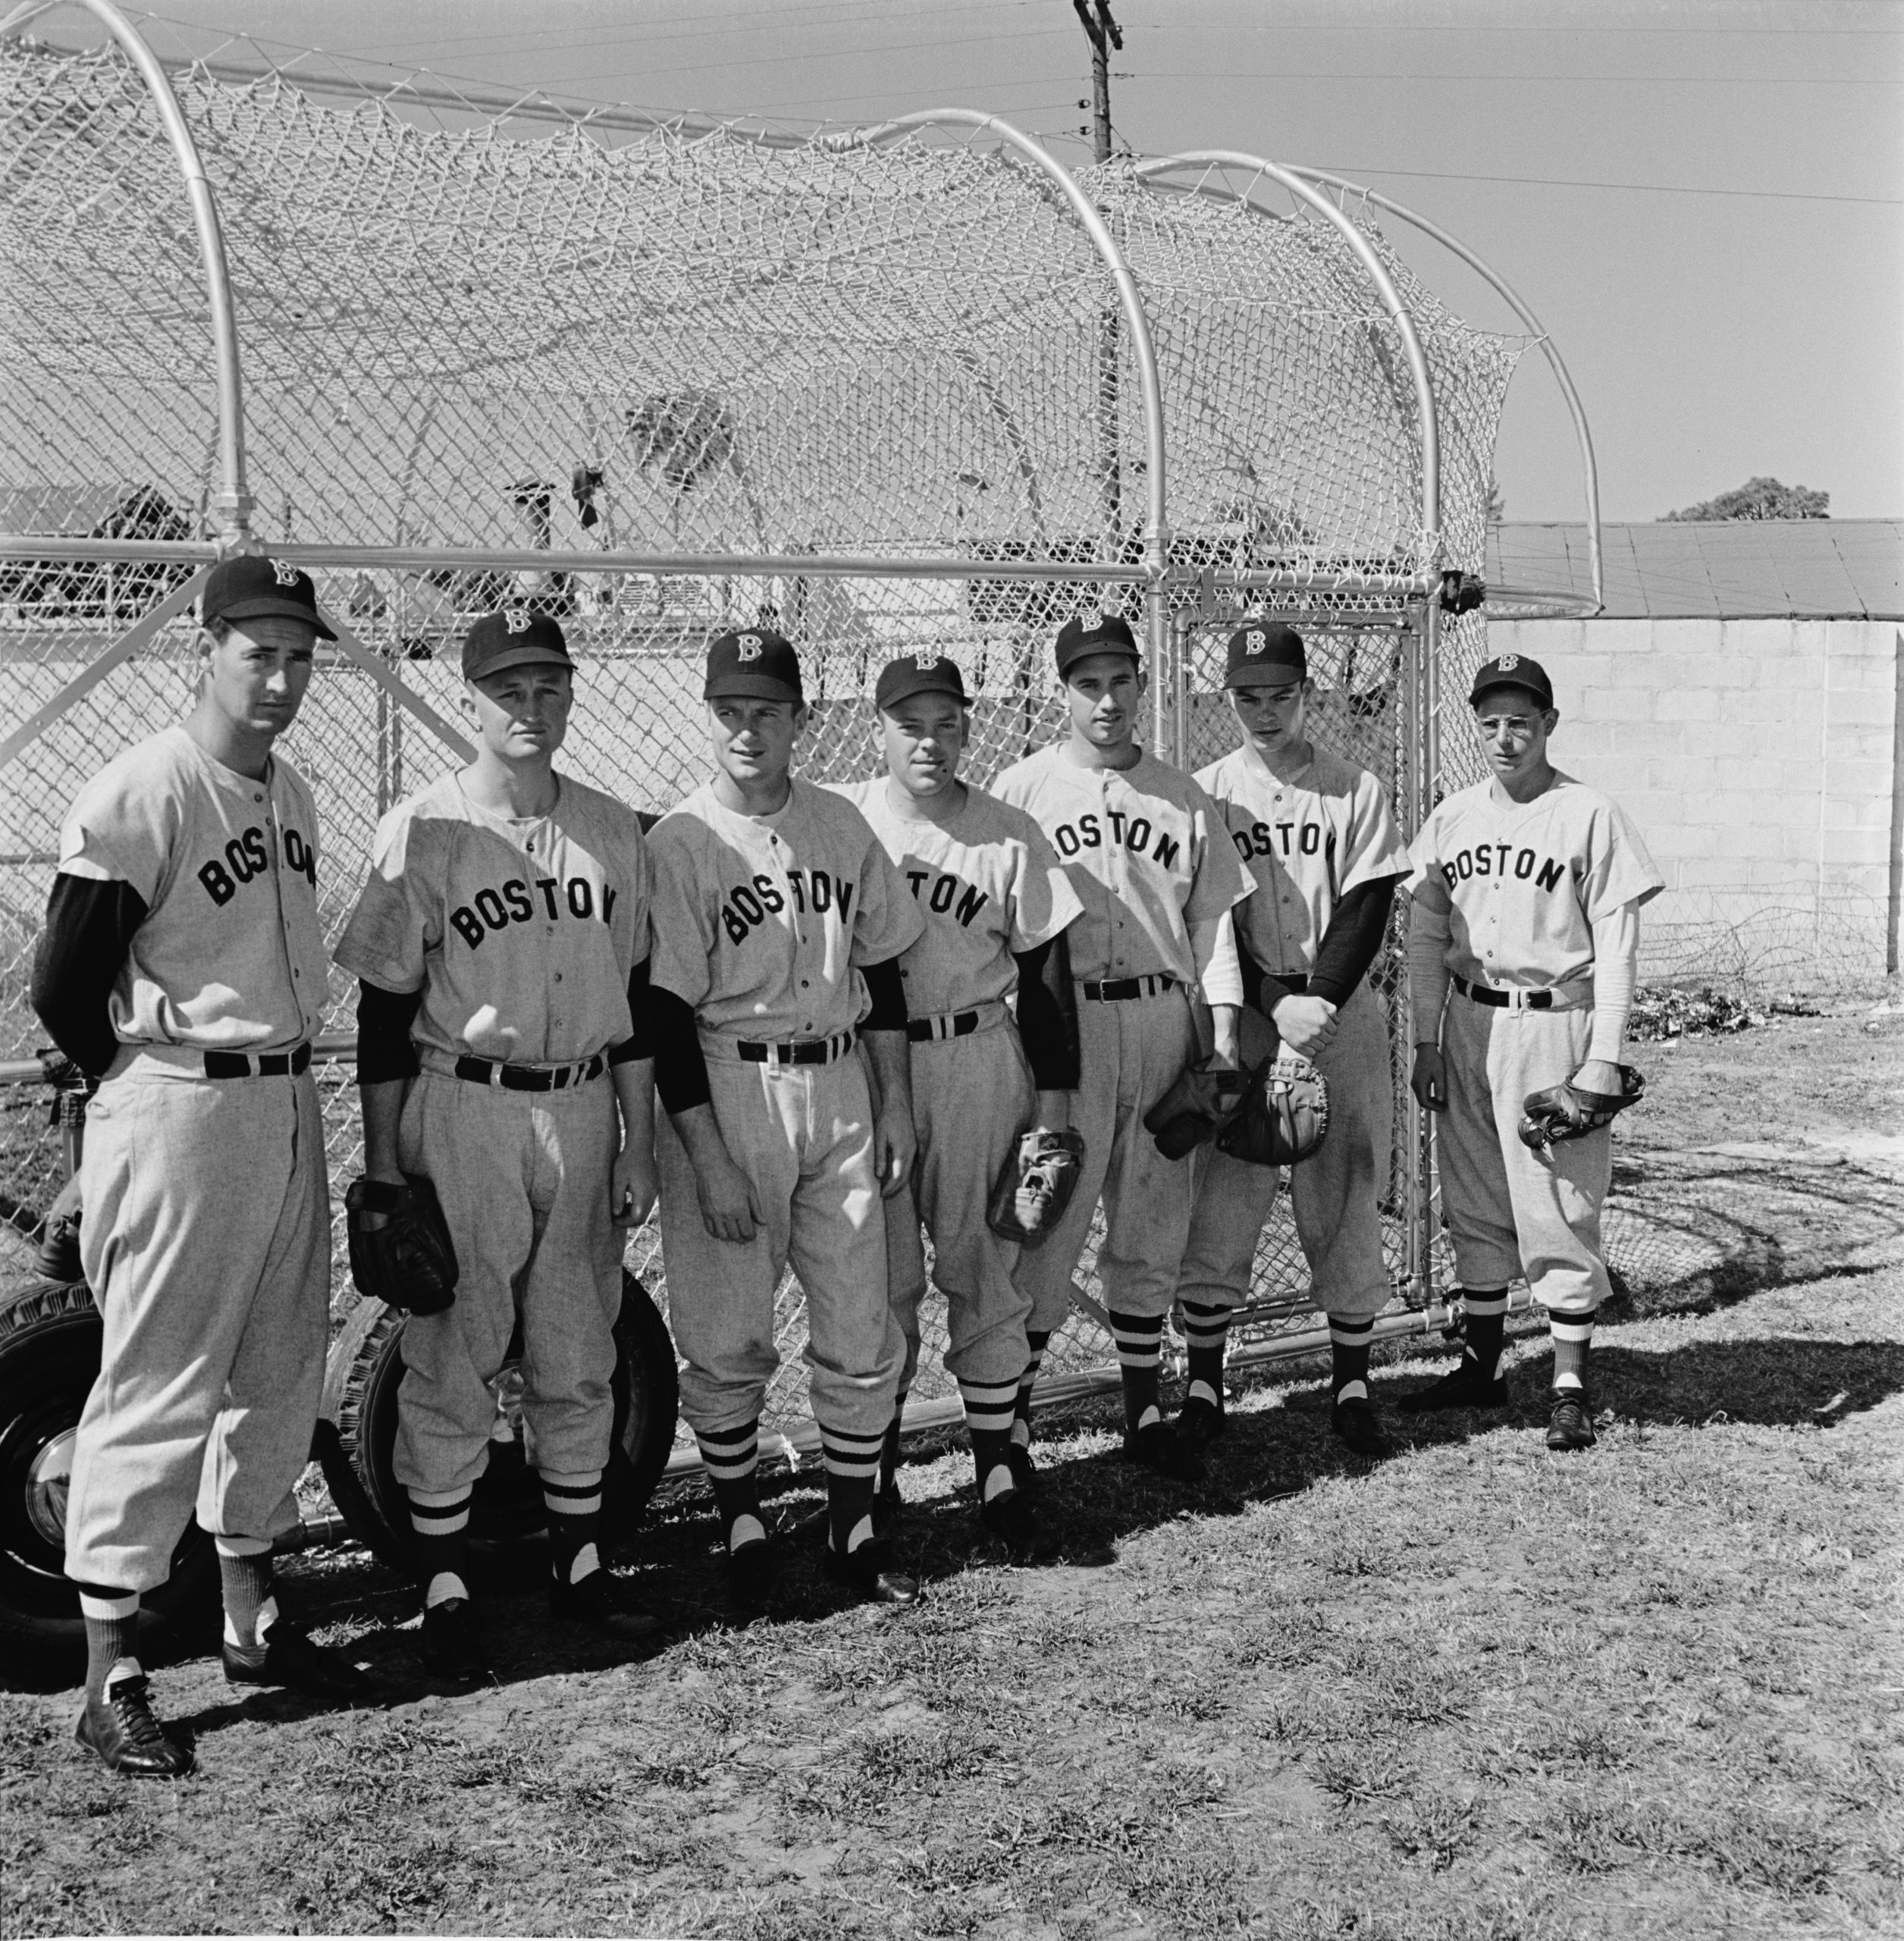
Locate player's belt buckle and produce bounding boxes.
[1084,974,1175,1002]
[906,1010,979,1043]
[203,1042,311,1079]
[739,1031,854,1067]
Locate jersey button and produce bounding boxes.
[554,973,563,983]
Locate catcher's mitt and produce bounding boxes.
[345,1174,459,1315]
[986,1127,1086,1250]
[1142,1056,1252,1160]
[1217,1053,1330,1167]
[1518,1065,1645,1152]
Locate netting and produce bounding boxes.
[0,15,1533,1449]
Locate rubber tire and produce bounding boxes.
[318,1270,679,1577]
[0,1277,220,1656]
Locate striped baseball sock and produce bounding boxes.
[878,1391,908,1500]
[1548,1308,1598,1391]
[1328,1313,1375,1403]
[1180,1301,1234,1409]
[1012,1330,1050,1450]
[541,1468,604,1586]
[215,1533,278,1651]
[958,1375,1021,1503]
[76,1585,141,1702]
[1460,1287,1510,1379]
[817,1419,885,1556]
[408,1485,472,1608]
[695,1419,766,1554]
[1110,1309,1165,1434]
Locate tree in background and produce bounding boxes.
[1662,477,1830,522]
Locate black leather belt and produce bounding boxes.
[908,1010,979,1043]
[738,1030,855,1066]
[204,1043,311,1079]
[1453,974,1556,1011]
[455,1052,606,1090]
[1083,974,1177,1002]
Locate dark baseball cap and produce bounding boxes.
[463,606,573,683]
[201,554,335,641]
[1470,653,1554,710]
[875,652,968,713]
[1055,608,1140,678]
[705,627,803,705]
[1224,622,1306,688]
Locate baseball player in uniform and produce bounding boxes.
[1404,654,1662,1450]
[831,652,1082,1560]
[335,607,660,1684]
[646,629,927,1607]
[1178,624,1411,1457]
[991,612,1253,1484]
[30,555,375,1780]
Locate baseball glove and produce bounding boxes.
[987,1127,1086,1250]
[1518,1065,1645,1152]
[1216,1053,1331,1167]
[345,1174,459,1315]
[1142,1056,1253,1160]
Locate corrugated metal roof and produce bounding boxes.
[1485,519,1904,620]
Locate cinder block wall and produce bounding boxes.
[1478,618,1900,990]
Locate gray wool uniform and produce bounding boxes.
[58,726,331,1593]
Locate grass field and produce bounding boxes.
[2,1008,1900,1939]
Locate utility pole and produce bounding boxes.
[1071,0,1122,163]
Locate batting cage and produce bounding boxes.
[0,4,1603,1491]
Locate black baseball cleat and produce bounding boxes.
[1331,1396,1390,1458]
[1175,1395,1228,1450]
[979,1488,1062,1563]
[550,1569,663,1640]
[223,1621,381,1702]
[727,1538,779,1613]
[823,1541,921,1606]
[1005,1441,1042,1499]
[1545,1388,1598,1451]
[1397,1358,1510,1415]
[419,1597,489,1689]
[75,1676,194,1780]
[1121,1420,1206,1484]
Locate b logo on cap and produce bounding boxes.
[736,633,763,661]
[1245,630,1267,655]
[1498,654,1520,673]
[913,654,939,671]
[271,559,300,588]
[503,605,532,635]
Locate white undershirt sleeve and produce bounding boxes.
[1190,915,1244,1011]
[1406,881,1453,1046]
[1587,900,1641,1065]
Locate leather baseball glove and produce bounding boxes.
[1217,1053,1331,1167]
[987,1127,1087,1250]
[1518,1065,1645,1152]
[345,1174,459,1314]
[1142,1056,1253,1160]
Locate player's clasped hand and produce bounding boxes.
[1272,992,1339,1060]
[1410,1044,1448,1113]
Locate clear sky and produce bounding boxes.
[67,0,1904,522]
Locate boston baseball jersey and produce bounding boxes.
[828,779,1082,1016]
[1197,742,1409,975]
[334,770,651,1064]
[1408,773,1662,990]
[989,745,1250,983]
[647,778,924,1040]
[55,724,325,1052]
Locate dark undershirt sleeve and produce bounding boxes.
[355,980,424,1085]
[30,873,149,1080]
[1012,930,1081,1091]
[650,986,712,1115]
[860,955,908,1033]
[1306,876,1401,1008]
[608,956,655,1067]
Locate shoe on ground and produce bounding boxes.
[978,1488,1062,1563]
[74,1675,194,1780]
[823,1541,920,1606]
[550,1567,663,1640]
[1397,1358,1510,1415]
[1175,1395,1228,1450]
[419,1596,489,1689]
[1121,1420,1206,1484]
[727,1538,778,1613]
[1330,1396,1390,1459]
[222,1620,381,1702]
[1005,1442,1041,1499]
[1545,1388,1598,1451]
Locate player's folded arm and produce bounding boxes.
[1304,873,1402,1008]
[30,872,149,1079]
[1012,930,1081,1092]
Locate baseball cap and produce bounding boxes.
[1469,653,1554,710]
[1054,608,1140,678]
[1223,621,1306,688]
[463,606,574,683]
[201,554,335,641]
[704,627,804,705]
[875,652,969,713]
